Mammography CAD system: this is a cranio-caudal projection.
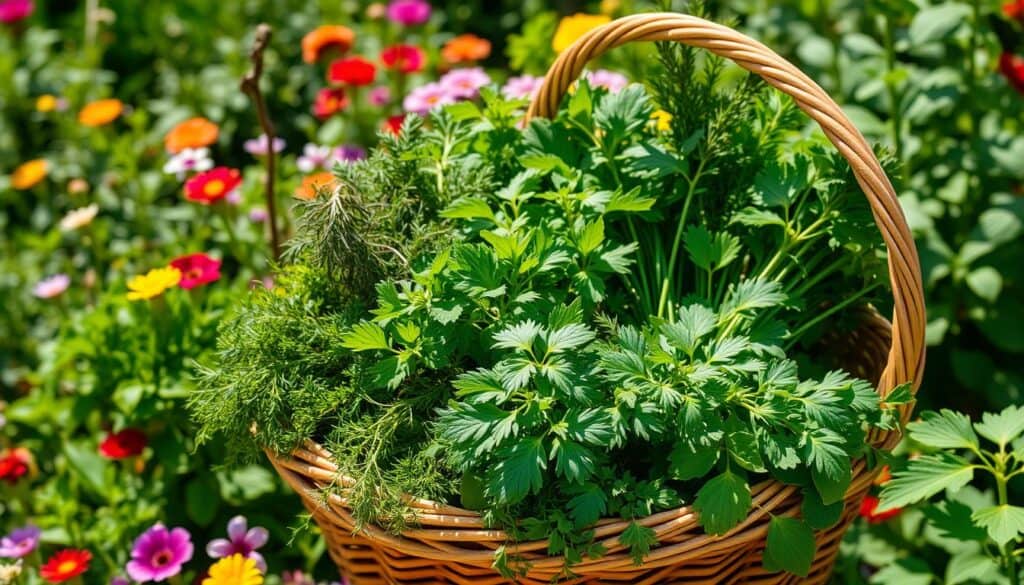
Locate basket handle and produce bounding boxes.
[526,12,926,399]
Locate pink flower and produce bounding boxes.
[0,0,33,23]
[248,208,269,223]
[0,525,40,558]
[297,143,334,173]
[126,524,194,582]
[244,133,286,156]
[502,74,543,100]
[403,82,457,115]
[33,274,70,299]
[169,253,221,290]
[586,69,628,92]
[369,86,391,106]
[206,516,269,572]
[439,67,490,99]
[386,0,430,26]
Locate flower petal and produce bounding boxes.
[206,538,233,558]
[244,526,268,549]
[226,515,247,542]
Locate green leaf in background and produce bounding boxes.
[668,443,719,481]
[970,505,1024,546]
[694,470,752,535]
[186,474,221,526]
[945,550,1002,585]
[923,500,989,542]
[973,405,1024,449]
[763,516,816,576]
[879,453,975,511]
[869,557,934,585]
[63,441,109,501]
[906,409,979,450]
[340,321,390,351]
[965,266,1003,303]
[908,3,972,45]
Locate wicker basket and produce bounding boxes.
[267,13,926,584]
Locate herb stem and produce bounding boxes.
[658,157,707,318]
[783,281,884,349]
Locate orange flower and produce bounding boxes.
[40,549,92,583]
[295,172,336,200]
[164,117,219,154]
[184,167,242,204]
[78,98,123,127]
[10,159,48,190]
[859,495,902,524]
[302,25,355,63]
[1005,0,1024,21]
[442,34,491,64]
[873,465,892,486]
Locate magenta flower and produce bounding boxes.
[33,274,70,299]
[502,74,543,100]
[386,0,430,26]
[0,0,34,23]
[403,82,457,115]
[0,525,40,558]
[126,524,194,582]
[369,86,391,106]
[335,145,366,163]
[248,207,269,223]
[586,69,629,93]
[206,516,268,572]
[244,133,286,156]
[439,67,491,99]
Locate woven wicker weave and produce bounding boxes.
[267,13,926,584]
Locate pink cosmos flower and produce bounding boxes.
[586,69,628,92]
[403,82,457,115]
[369,86,391,106]
[206,516,268,572]
[33,274,70,299]
[126,524,194,582]
[297,143,335,173]
[0,525,40,558]
[502,74,543,100]
[244,133,286,156]
[0,0,33,23]
[439,67,491,99]
[386,0,430,26]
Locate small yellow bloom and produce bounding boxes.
[202,554,264,585]
[599,0,620,15]
[11,159,48,190]
[552,13,611,53]
[651,109,673,132]
[126,267,181,301]
[78,98,124,127]
[36,94,59,113]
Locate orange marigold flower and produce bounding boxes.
[313,87,350,119]
[380,44,426,73]
[184,167,242,205]
[442,34,491,64]
[302,25,355,64]
[859,495,902,524]
[328,56,377,87]
[78,98,123,127]
[40,549,92,583]
[10,159,48,190]
[164,117,220,154]
[552,14,611,53]
[295,172,337,201]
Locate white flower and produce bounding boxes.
[296,144,334,173]
[163,148,214,180]
[58,203,99,231]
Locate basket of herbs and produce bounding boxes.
[191,12,926,584]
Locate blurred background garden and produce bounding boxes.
[1,0,1023,583]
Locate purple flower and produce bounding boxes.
[439,67,491,99]
[248,207,269,223]
[586,69,629,93]
[244,133,286,156]
[403,82,457,115]
[33,274,70,299]
[111,577,131,585]
[206,516,268,572]
[334,145,366,163]
[369,86,391,106]
[297,144,334,173]
[126,524,193,582]
[502,74,543,100]
[0,525,40,558]
[386,0,430,26]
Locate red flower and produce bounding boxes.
[40,549,92,583]
[169,253,222,289]
[859,495,902,524]
[1004,0,1024,21]
[184,167,242,204]
[0,447,34,485]
[313,87,349,119]
[99,428,148,459]
[328,56,377,86]
[380,44,425,74]
[383,114,407,135]
[1000,52,1024,94]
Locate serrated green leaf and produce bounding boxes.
[971,505,1024,546]
[668,443,719,480]
[605,186,656,213]
[694,470,752,535]
[907,409,979,450]
[441,197,496,221]
[567,485,607,528]
[578,218,605,255]
[973,405,1024,449]
[619,521,658,565]
[923,500,988,542]
[341,321,390,351]
[487,437,546,504]
[878,453,975,511]
[763,517,815,577]
[945,550,1001,585]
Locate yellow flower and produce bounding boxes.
[78,98,124,127]
[11,159,48,190]
[36,94,59,113]
[202,554,264,585]
[651,109,673,132]
[126,267,181,301]
[552,13,611,53]
[599,0,620,15]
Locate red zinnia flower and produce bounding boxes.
[313,87,349,119]
[40,549,92,583]
[383,114,407,135]
[999,52,1024,94]
[169,253,222,289]
[184,167,242,204]
[99,428,148,459]
[0,447,34,485]
[1004,0,1024,21]
[328,56,377,86]
[380,44,425,74]
[859,495,902,524]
